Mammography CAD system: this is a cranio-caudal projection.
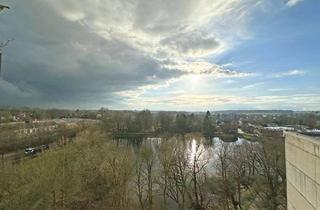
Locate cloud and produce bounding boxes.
[162,60,255,77]
[240,82,264,90]
[0,0,267,108]
[160,32,222,57]
[286,0,304,7]
[120,92,320,111]
[268,88,293,92]
[0,79,37,98]
[46,0,260,68]
[271,69,306,78]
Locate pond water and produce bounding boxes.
[116,135,254,174]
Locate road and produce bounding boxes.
[1,133,75,162]
[0,118,100,162]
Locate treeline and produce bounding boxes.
[102,110,236,137]
[1,107,319,129]
[0,127,286,210]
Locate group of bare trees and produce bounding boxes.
[0,125,286,210]
[102,110,208,136]
[133,138,210,210]
[211,138,286,210]
[132,135,286,210]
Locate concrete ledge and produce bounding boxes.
[285,132,320,157]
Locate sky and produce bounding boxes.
[0,0,319,111]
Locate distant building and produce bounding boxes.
[285,132,320,210]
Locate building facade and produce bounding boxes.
[285,132,320,210]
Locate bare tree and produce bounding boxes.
[135,146,155,210]
[188,142,210,210]
[166,141,189,210]
[158,139,175,207]
[215,141,246,210]
[250,138,286,210]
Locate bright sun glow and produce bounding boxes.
[188,74,202,90]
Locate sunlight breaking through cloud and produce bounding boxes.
[0,0,319,110]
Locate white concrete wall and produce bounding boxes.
[285,132,320,210]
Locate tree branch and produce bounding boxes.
[0,39,14,49]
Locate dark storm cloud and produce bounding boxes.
[0,0,183,108]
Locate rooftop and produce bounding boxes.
[285,131,320,143]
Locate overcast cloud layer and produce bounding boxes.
[0,0,319,110]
